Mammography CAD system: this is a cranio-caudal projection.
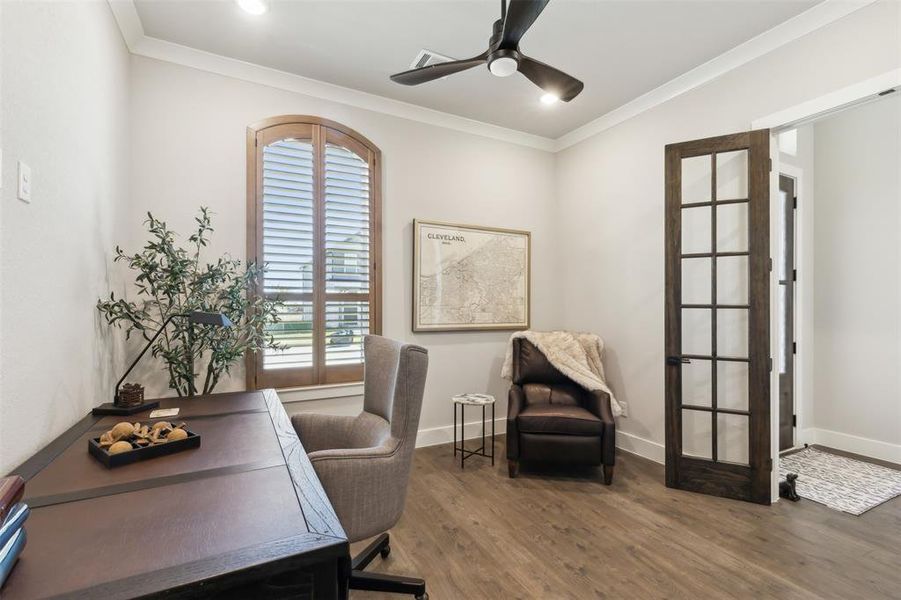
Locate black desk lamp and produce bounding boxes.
[93,311,233,416]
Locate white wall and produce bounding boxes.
[0,1,131,473]
[810,95,901,459]
[128,56,559,442]
[554,0,900,460]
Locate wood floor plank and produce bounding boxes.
[351,437,901,599]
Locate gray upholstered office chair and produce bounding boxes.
[291,335,429,600]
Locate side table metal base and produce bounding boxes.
[452,400,495,469]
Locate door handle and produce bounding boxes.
[667,356,690,366]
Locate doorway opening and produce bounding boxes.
[762,74,901,512]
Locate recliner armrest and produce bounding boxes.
[583,390,616,466]
[507,384,526,460]
[508,384,526,421]
[583,390,614,424]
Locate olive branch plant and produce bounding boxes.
[98,207,283,397]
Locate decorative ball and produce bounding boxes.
[109,441,133,454]
[110,422,135,440]
[167,428,188,442]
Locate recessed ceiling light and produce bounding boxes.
[237,0,268,16]
[540,93,559,105]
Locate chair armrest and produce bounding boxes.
[583,390,616,466]
[291,413,357,453]
[307,440,407,541]
[507,385,526,460]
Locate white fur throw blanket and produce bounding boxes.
[501,331,623,417]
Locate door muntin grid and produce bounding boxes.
[679,150,751,465]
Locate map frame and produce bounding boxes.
[413,219,531,332]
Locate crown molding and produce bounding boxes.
[553,0,877,152]
[107,1,556,152]
[109,0,875,154]
[109,0,145,49]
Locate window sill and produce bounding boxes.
[277,382,364,404]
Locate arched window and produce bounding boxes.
[246,116,381,389]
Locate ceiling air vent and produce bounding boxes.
[410,49,455,70]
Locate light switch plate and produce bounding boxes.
[17,161,32,203]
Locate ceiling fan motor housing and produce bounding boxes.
[488,19,520,77]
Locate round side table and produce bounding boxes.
[452,393,495,469]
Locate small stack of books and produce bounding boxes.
[0,476,28,588]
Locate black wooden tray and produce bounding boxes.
[88,430,201,468]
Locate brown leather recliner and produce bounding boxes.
[506,338,616,484]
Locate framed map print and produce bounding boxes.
[413,219,530,332]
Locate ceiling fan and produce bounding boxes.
[389,0,583,102]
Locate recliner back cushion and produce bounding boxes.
[522,382,584,406]
[513,339,571,385]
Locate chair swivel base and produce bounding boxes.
[349,533,427,600]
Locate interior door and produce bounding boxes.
[664,130,772,504]
[777,175,796,451]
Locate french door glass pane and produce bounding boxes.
[682,409,712,459]
[717,361,749,411]
[681,257,711,304]
[681,155,711,204]
[681,309,711,355]
[716,203,749,252]
[715,150,748,199]
[717,413,750,465]
[717,256,748,304]
[717,309,748,358]
[682,360,712,407]
[681,207,711,254]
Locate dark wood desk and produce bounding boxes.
[2,390,349,599]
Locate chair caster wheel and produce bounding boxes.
[380,545,391,558]
[415,594,428,600]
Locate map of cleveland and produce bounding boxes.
[417,223,528,328]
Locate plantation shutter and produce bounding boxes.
[247,118,381,389]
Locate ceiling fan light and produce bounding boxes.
[540,93,559,105]
[236,0,268,15]
[489,56,518,78]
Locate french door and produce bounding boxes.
[664,130,772,504]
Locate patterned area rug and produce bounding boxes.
[779,448,901,515]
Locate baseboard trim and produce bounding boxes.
[415,418,507,449]
[616,430,665,465]
[801,428,901,465]
[415,420,667,466]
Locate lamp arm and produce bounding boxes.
[114,313,188,402]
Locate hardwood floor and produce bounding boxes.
[351,437,901,599]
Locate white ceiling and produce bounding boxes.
[133,0,820,139]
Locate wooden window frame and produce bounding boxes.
[246,115,382,390]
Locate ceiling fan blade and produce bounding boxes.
[501,0,551,48]
[517,55,583,101]
[390,54,488,86]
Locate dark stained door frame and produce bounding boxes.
[664,129,772,505]
[778,175,796,452]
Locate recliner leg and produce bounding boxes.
[508,459,519,478]
[603,464,614,485]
